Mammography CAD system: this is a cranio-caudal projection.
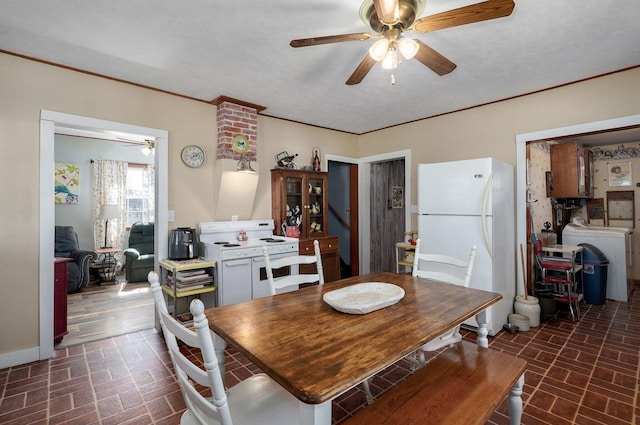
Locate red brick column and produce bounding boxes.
[212,96,266,162]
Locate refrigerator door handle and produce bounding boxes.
[481,174,494,258]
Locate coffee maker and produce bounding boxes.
[169,227,199,260]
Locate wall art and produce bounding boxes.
[54,162,79,204]
[608,162,632,187]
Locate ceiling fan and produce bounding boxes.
[290,0,515,85]
[121,138,155,156]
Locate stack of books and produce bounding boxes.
[176,313,194,330]
[172,269,213,291]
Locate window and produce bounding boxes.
[125,164,155,226]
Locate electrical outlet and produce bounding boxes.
[526,190,535,203]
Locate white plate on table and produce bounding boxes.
[323,282,405,314]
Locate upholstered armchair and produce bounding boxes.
[124,222,155,282]
[54,226,97,293]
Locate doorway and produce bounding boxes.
[358,150,412,274]
[327,159,359,277]
[39,110,168,359]
[515,114,640,294]
[54,134,157,348]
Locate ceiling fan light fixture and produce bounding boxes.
[369,38,390,61]
[140,140,155,156]
[381,48,398,70]
[398,37,419,60]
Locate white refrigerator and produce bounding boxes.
[418,158,515,335]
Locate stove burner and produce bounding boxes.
[260,237,285,243]
[214,241,229,245]
[223,243,241,247]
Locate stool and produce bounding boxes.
[540,258,581,321]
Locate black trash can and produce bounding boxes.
[578,243,609,305]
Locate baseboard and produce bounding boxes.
[0,346,42,369]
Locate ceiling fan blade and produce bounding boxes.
[413,41,456,75]
[290,33,373,48]
[373,0,400,25]
[346,54,377,85]
[413,0,515,33]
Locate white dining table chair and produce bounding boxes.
[262,239,324,295]
[411,239,477,367]
[148,271,301,425]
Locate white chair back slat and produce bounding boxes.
[412,239,477,288]
[409,240,478,366]
[263,239,324,295]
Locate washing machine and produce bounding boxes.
[562,221,633,302]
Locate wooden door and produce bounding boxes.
[369,159,405,272]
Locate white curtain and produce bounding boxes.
[92,160,128,254]
[142,164,155,223]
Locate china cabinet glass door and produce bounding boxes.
[307,176,325,236]
[271,169,328,239]
[284,176,303,237]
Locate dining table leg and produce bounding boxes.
[475,311,489,348]
[508,373,525,425]
[298,400,332,425]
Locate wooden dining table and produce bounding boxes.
[204,271,502,425]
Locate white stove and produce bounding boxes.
[199,219,300,306]
[200,219,298,260]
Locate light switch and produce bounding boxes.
[168,210,175,222]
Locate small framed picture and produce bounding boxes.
[392,186,403,208]
[608,162,632,187]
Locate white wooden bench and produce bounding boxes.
[343,340,527,425]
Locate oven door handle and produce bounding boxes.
[224,259,252,267]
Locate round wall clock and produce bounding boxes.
[181,145,206,168]
[232,135,249,154]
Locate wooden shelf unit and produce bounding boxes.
[395,242,416,273]
[159,258,216,317]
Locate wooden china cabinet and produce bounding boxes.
[271,169,340,282]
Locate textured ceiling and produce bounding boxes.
[1,0,639,134]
